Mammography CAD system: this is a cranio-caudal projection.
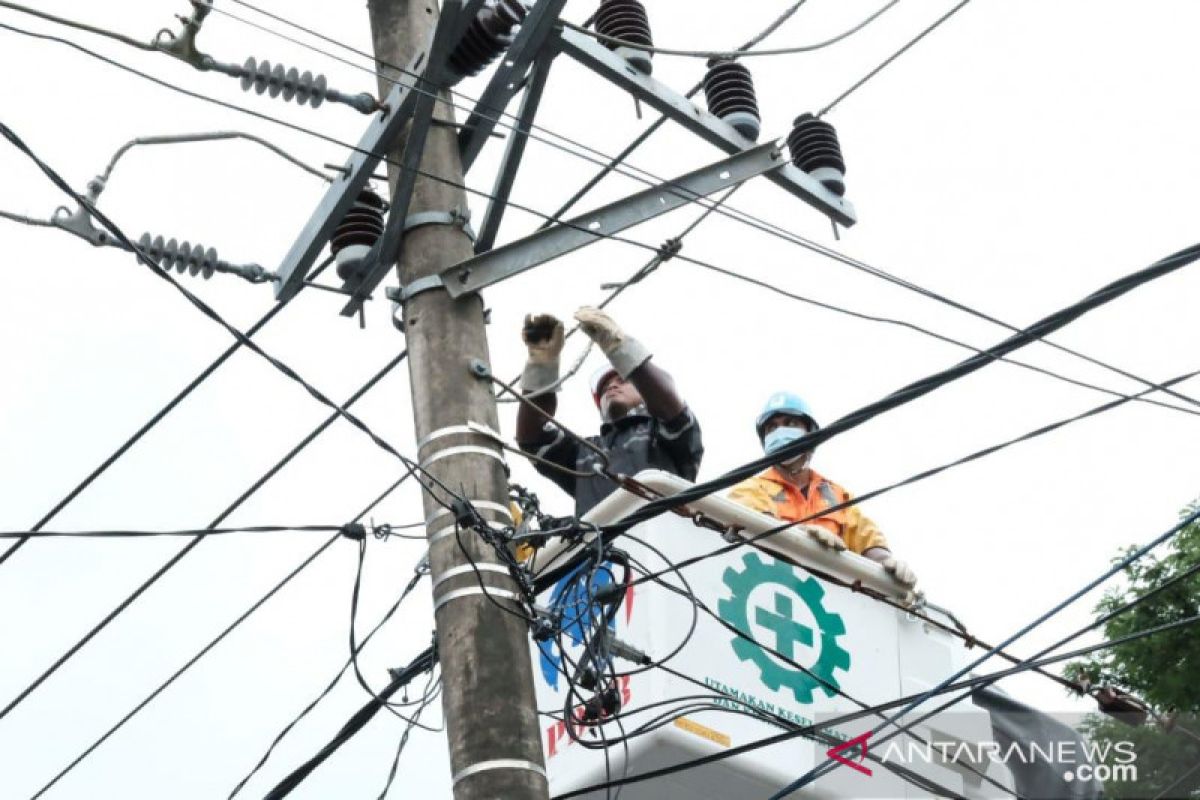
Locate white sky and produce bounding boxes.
[0,0,1198,797]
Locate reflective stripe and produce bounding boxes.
[452,759,546,785]
[818,481,840,509]
[425,501,512,527]
[416,422,502,452]
[433,586,520,612]
[420,445,505,468]
[431,563,511,590]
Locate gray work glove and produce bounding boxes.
[799,524,847,552]
[882,556,918,588]
[521,313,565,393]
[575,306,651,378]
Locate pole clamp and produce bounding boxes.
[404,206,477,242]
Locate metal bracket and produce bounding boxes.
[50,204,112,248]
[457,0,569,174]
[338,0,470,317]
[474,52,554,253]
[405,207,477,242]
[271,48,428,302]
[442,141,787,297]
[555,26,856,227]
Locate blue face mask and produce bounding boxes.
[763,426,811,464]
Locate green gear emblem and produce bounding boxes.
[717,552,850,704]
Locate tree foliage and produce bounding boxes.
[1065,500,1200,798]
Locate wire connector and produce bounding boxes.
[340,523,367,541]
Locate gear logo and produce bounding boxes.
[717,553,850,704]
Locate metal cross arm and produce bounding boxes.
[555,26,857,228]
[338,0,479,316]
[271,55,425,302]
[457,0,569,175]
[441,141,787,297]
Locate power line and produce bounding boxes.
[229,556,430,798]
[556,608,1200,798]
[0,348,409,722]
[0,257,320,570]
[1,120,461,506]
[0,523,402,539]
[560,0,902,58]
[819,0,974,117]
[772,504,1200,796]
[602,241,1200,538]
[6,18,1194,420]
[626,361,1200,593]
[29,470,424,798]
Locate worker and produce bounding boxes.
[516,307,703,517]
[728,392,917,588]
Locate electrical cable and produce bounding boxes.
[376,670,441,800]
[348,536,446,728]
[771,505,1200,797]
[0,348,409,722]
[98,131,336,185]
[0,523,403,539]
[0,258,316,570]
[30,469,423,799]
[230,552,429,797]
[627,362,1200,593]
[560,0,902,58]
[0,208,53,227]
[5,19,1193,421]
[600,241,1200,538]
[261,644,438,800]
[0,119,463,510]
[557,609,1200,798]
[818,0,973,118]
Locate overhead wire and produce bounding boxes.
[818,0,974,117]
[0,523,403,539]
[4,18,1196,420]
[560,0,903,58]
[0,348,410,722]
[770,505,1200,797]
[30,469,425,799]
[229,552,430,798]
[0,119,464,508]
[626,361,1200,594]
[558,608,1200,798]
[0,256,328,570]
[598,241,1200,538]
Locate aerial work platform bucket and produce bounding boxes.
[529,471,1093,799]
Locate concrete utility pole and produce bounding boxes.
[366,2,549,798]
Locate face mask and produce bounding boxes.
[763,426,811,467]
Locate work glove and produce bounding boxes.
[799,524,847,552]
[575,306,650,378]
[520,313,564,393]
[881,555,918,588]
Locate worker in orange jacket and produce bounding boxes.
[729,392,917,588]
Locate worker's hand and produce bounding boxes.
[882,556,917,588]
[522,313,564,364]
[800,524,847,552]
[574,306,625,353]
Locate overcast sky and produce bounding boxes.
[1,0,1198,797]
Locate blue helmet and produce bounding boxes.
[755,391,818,440]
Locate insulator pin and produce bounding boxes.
[786,113,847,196]
[331,188,387,281]
[595,0,654,75]
[446,0,528,85]
[703,58,761,141]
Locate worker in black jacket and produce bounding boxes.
[516,307,703,518]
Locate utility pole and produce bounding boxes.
[366,2,549,798]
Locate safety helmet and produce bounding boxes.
[589,365,620,408]
[755,391,818,440]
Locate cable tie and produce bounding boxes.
[340,523,366,541]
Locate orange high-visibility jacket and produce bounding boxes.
[728,467,888,555]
